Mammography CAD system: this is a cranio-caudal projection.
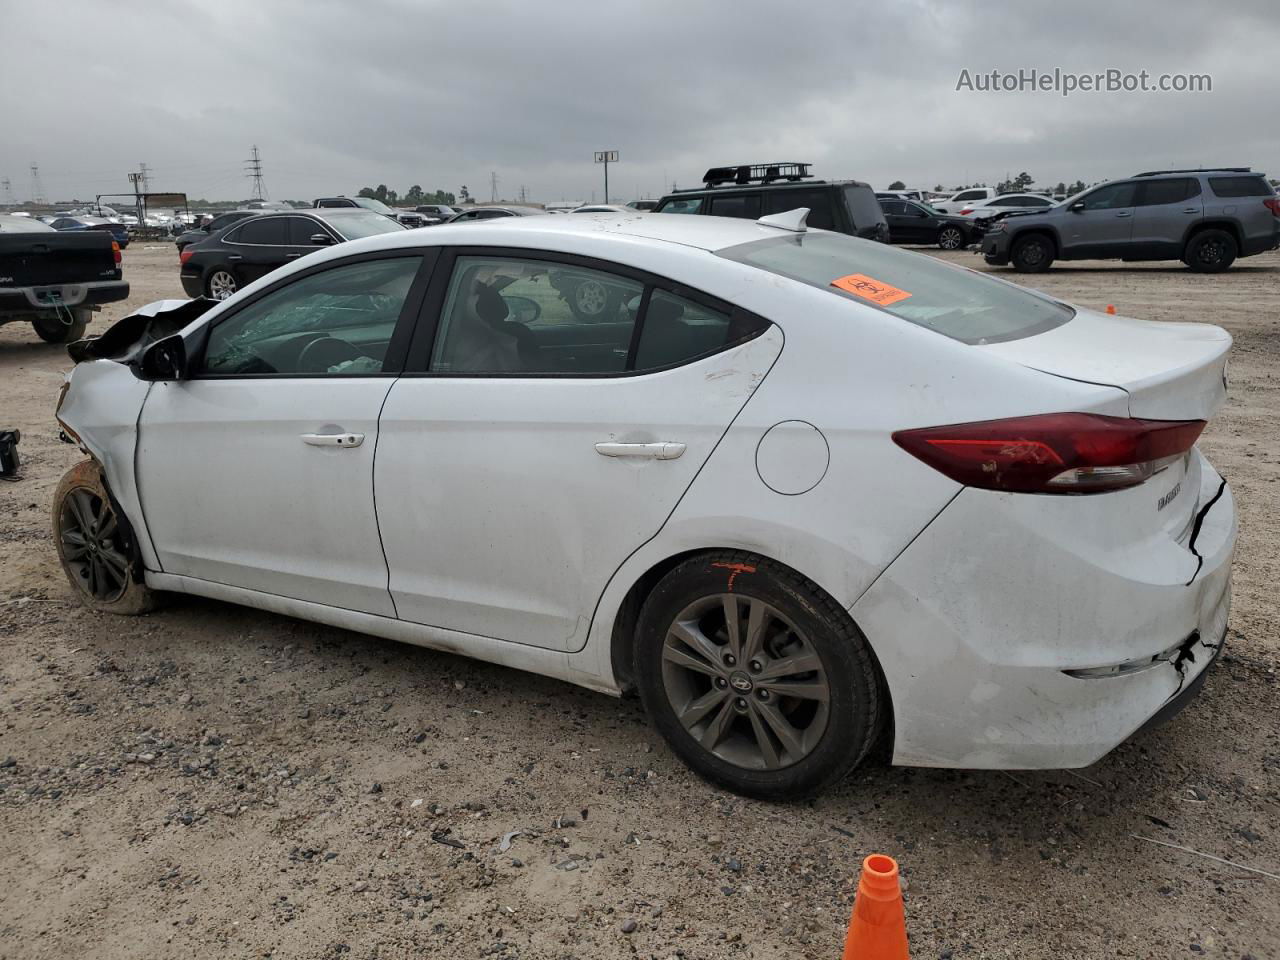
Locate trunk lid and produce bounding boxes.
[981,307,1229,543]
[980,307,1230,421]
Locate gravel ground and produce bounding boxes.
[1,242,1277,960]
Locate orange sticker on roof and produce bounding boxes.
[830,273,912,306]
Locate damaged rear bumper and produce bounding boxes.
[851,451,1235,770]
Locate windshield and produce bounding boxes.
[328,211,405,240]
[719,232,1073,344]
[353,197,395,215]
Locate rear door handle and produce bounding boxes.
[227,254,243,261]
[301,432,365,448]
[595,441,685,460]
[1182,207,1199,213]
[1115,211,1133,218]
[285,252,302,259]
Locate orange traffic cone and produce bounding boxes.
[1106,304,1117,315]
[841,854,909,959]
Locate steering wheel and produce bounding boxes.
[297,336,365,372]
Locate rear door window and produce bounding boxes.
[656,196,704,215]
[952,190,986,202]
[1208,175,1273,198]
[767,189,836,230]
[230,218,288,245]
[708,194,762,219]
[719,231,1072,344]
[1137,179,1200,206]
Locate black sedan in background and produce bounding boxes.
[179,209,405,300]
[878,198,981,249]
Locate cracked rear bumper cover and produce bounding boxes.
[1129,629,1225,739]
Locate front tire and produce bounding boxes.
[1011,234,1054,272]
[937,225,966,250]
[52,460,155,615]
[205,267,238,300]
[32,309,89,344]
[1184,229,1237,273]
[634,552,883,800]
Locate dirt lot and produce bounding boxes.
[1,243,1277,960]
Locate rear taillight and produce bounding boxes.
[111,240,121,264]
[179,247,196,265]
[1264,197,1280,217]
[893,413,1205,494]
[959,207,974,215]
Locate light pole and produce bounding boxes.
[594,150,618,203]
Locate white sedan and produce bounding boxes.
[957,193,1059,218]
[53,210,1235,799]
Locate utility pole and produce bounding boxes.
[29,164,45,205]
[139,162,151,192]
[244,145,266,200]
[518,184,526,204]
[1,178,12,207]
[490,171,499,203]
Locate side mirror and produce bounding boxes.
[310,233,335,245]
[1069,201,1086,212]
[136,334,188,382]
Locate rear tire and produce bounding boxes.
[937,226,966,250]
[1184,229,1237,273]
[52,460,156,616]
[32,309,89,344]
[205,267,238,300]
[1011,234,1054,272]
[634,551,883,800]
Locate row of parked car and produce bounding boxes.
[171,163,1280,300]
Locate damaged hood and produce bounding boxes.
[67,297,215,366]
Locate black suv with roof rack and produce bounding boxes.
[652,163,889,242]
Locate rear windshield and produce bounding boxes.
[842,186,886,230]
[719,232,1073,344]
[1208,175,1274,198]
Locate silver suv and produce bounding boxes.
[981,168,1280,272]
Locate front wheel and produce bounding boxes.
[937,225,966,250]
[205,267,239,300]
[52,460,156,615]
[634,552,884,800]
[1011,234,1054,272]
[32,308,89,344]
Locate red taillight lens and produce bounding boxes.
[959,207,974,215]
[111,240,121,264]
[1264,197,1280,217]
[893,413,1205,493]
[179,247,196,264]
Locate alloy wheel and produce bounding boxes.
[939,227,964,250]
[208,270,237,300]
[1197,239,1224,266]
[661,594,831,770]
[574,279,608,316]
[58,488,130,603]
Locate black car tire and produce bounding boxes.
[634,551,884,800]
[937,226,966,250]
[1011,234,1055,272]
[32,308,90,344]
[1184,229,1237,273]
[205,267,239,300]
[53,459,157,616]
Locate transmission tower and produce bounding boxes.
[139,162,151,192]
[490,171,499,203]
[518,184,526,204]
[244,145,267,200]
[1,178,13,206]
[29,164,45,205]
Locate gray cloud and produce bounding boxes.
[1,0,1276,204]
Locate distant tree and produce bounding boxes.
[1068,180,1087,194]
[1054,182,1066,195]
[1012,172,1034,191]
[459,185,471,204]
[404,185,424,204]
[887,180,906,191]
[933,184,944,192]
[357,186,376,198]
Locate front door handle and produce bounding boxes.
[1115,211,1133,218]
[285,252,302,259]
[595,441,685,460]
[301,432,365,448]
[227,254,243,261]
[1182,207,1199,213]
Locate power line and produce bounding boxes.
[244,145,267,200]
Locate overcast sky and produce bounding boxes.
[1,0,1276,205]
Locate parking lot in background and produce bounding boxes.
[1,244,1277,959]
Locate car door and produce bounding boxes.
[286,215,339,262]
[879,200,909,242]
[898,202,935,242]
[1131,178,1201,258]
[134,252,433,615]
[224,216,290,285]
[375,248,783,651]
[1061,181,1137,257]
